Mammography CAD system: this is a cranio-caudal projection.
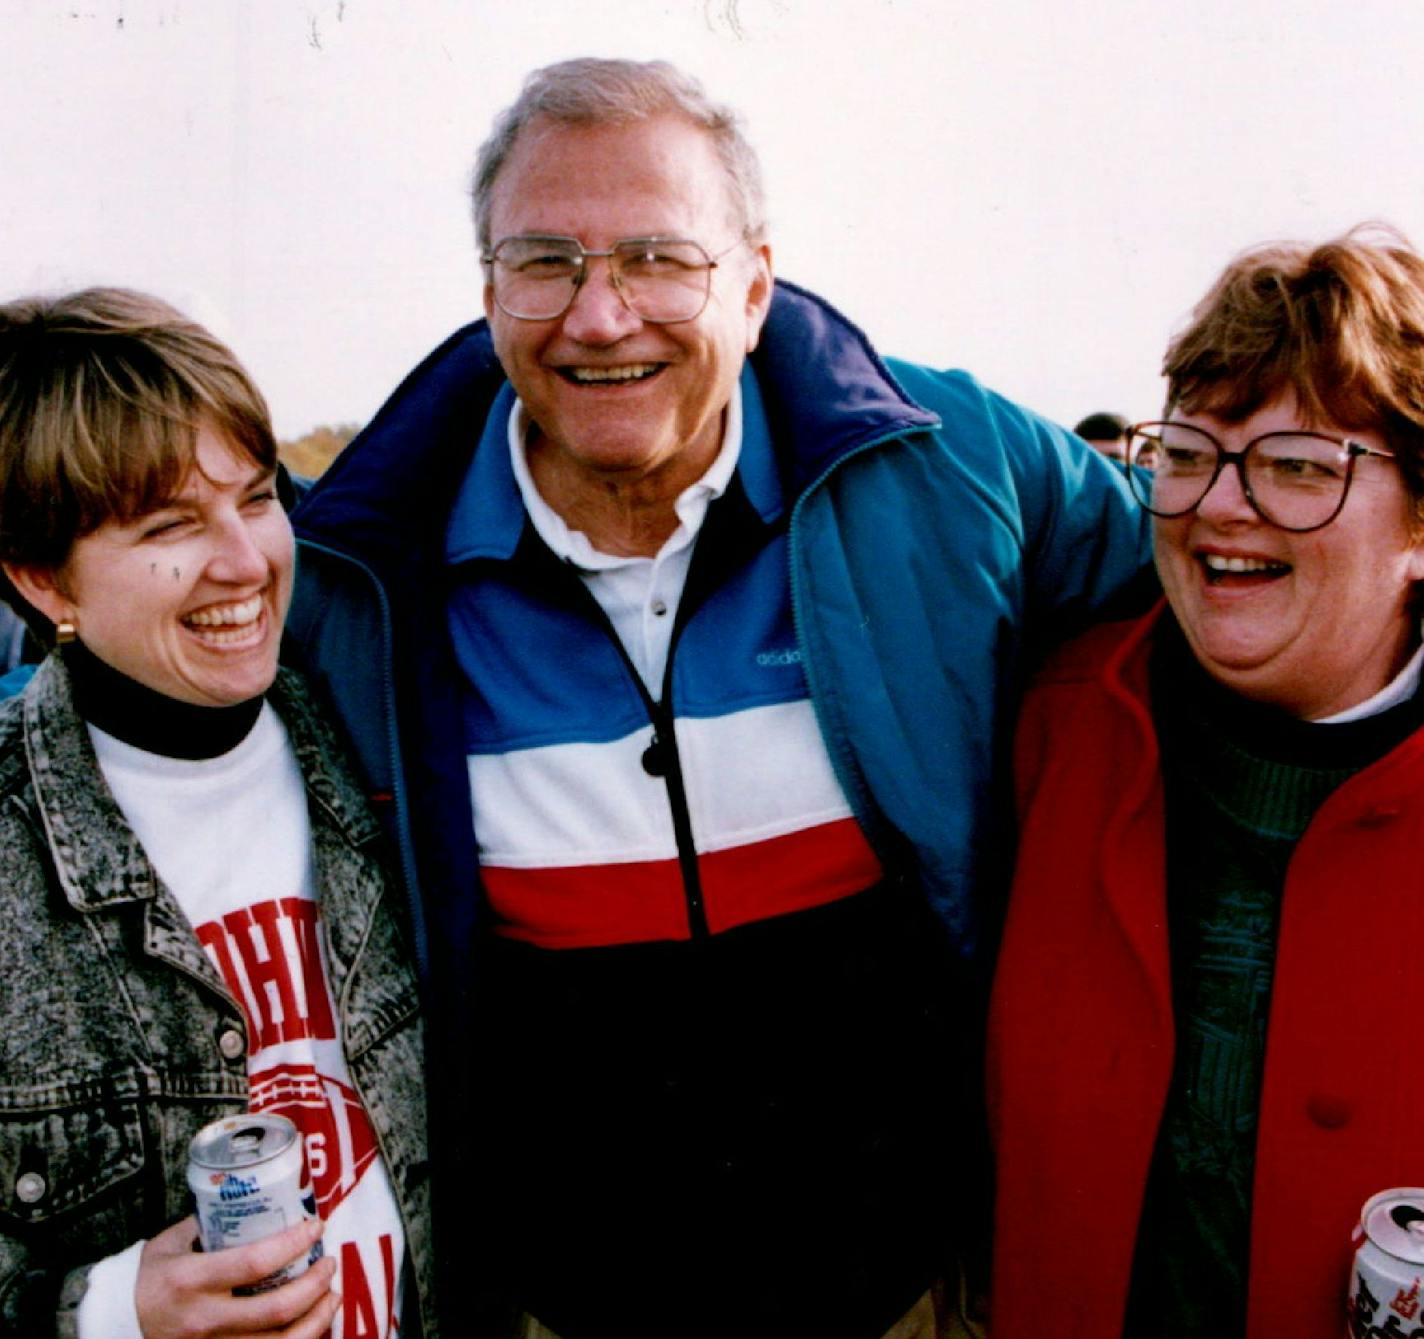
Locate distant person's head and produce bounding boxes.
[1074,412,1132,464]
[1124,225,1424,718]
[470,58,774,498]
[0,287,291,705]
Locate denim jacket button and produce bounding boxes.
[15,1171,46,1204]
[218,1029,246,1061]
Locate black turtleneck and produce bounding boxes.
[63,637,264,760]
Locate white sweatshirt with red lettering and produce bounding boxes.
[76,705,405,1339]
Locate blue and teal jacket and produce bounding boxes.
[288,278,1151,1003]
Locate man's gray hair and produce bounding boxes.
[471,57,767,252]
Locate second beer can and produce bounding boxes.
[1348,1187,1424,1338]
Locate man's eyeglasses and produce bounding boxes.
[481,234,745,324]
[1125,421,1397,532]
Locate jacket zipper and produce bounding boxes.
[561,578,709,940]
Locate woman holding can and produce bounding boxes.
[0,290,433,1337]
[988,228,1424,1338]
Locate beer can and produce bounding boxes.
[1348,1188,1424,1338]
[187,1113,322,1295]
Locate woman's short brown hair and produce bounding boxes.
[0,287,276,572]
[1164,224,1424,520]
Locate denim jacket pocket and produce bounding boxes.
[0,1083,146,1228]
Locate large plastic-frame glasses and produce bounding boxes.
[1125,420,1397,533]
[481,234,746,324]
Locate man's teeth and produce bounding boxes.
[184,596,263,628]
[567,363,659,383]
[1203,555,1288,574]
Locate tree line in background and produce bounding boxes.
[278,422,361,479]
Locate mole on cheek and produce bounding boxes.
[172,567,181,581]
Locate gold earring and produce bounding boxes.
[55,621,76,645]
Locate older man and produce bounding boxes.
[289,58,1151,1339]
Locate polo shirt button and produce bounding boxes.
[219,1028,246,1061]
[1306,1094,1352,1129]
[15,1171,46,1204]
[651,598,668,617]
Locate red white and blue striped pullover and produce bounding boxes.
[443,368,883,949]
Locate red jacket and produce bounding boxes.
[987,607,1424,1338]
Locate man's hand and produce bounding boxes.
[135,1215,339,1338]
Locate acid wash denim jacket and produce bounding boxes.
[0,656,435,1337]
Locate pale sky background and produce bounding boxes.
[5,0,1423,439]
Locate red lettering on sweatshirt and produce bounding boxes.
[195,896,337,1047]
[340,1238,382,1338]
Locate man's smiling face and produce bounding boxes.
[484,113,772,496]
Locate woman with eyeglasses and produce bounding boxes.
[987,227,1424,1339]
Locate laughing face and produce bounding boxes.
[9,428,294,707]
[1155,396,1424,719]
[484,113,773,502]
